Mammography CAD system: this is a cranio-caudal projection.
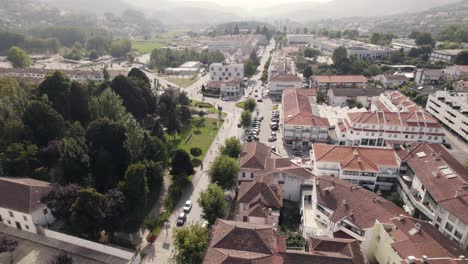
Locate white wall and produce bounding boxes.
[0,208,37,233]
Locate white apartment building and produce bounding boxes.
[311,144,399,191]
[286,34,316,45]
[430,49,464,64]
[372,91,423,113]
[311,75,368,93]
[335,111,444,147]
[209,62,244,82]
[282,89,330,149]
[327,87,382,108]
[396,143,468,249]
[414,69,445,85]
[310,37,393,61]
[0,177,55,234]
[269,73,302,100]
[426,91,468,143]
[375,74,408,89]
[219,79,242,98]
[445,65,468,79]
[391,38,417,52]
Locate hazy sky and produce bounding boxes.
[130,0,330,9]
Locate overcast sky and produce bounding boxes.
[129,0,331,9]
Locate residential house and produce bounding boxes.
[237,180,282,225]
[414,69,444,85]
[219,79,242,98]
[282,89,330,150]
[327,87,382,108]
[312,75,368,93]
[372,91,423,113]
[430,50,464,64]
[307,236,367,264]
[426,90,468,142]
[209,62,244,82]
[309,37,393,61]
[269,73,303,100]
[396,143,468,249]
[376,74,408,89]
[0,177,54,234]
[335,111,444,147]
[238,142,313,202]
[445,65,468,79]
[311,144,400,191]
[454,80,468,92]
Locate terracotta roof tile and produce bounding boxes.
[309,237,367,264]
[237,181,283,209]
[315,75,368,83]
[283,89,330,127]
[270,73,302,82]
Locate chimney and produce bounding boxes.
[455,188,463,198]
[407,256,416,264]
[421,255,428,263]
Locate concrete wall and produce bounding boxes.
[0,208,37,234]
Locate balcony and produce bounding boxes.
[397,178,436,220]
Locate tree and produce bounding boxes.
[110,39,131,58]
[38,70,72,119]
[69,81,90,124]
[22,101,65,146]
[171,149,194,176]
[415,32,435,47]
[70,188,106,239]
[220,137,242,158]
[59,137,89,184]
[7,46,31,68]
[0,235,18,264]
[89,88,127,121]
[144,160,164,194]
[390,50,405,64]
[86,36,111,56]
[111,75,148,120]
[304,48,320,58]
[173,223,209,264]
[209,155,239,190]
[244,59,257,77]
[120,163,149,218]
[103,189,127,237]
[42,184,81,221]
[128,67,150,87]
[233,24,240,35]
[0,142,39,177]
[49,253,73,264]
[150,118,166,141]
[178,106,192,124]
[316,91,326,104]
[198,184,227,225]
[240,110,252,130]
[454,50,468,65]
[166,107,181,140]
[179,92,190,106]
[243,98,257,112]
[303,65,313,79]
[332,46,350,73]
[190,147,202,160]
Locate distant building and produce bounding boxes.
[312,75,368,93]
[311,144,400,191]
[269,73,303,100]
[453,80,468,92]
[327,87,382,108]
[425,90,468,142]
[376,74,408,89]
[0,177,54,234]
[0,67,126,83]
[282,89,330,149]
[391,38,417,52]
[396,143,468,249]
[310,37,393,61]
[286,34,316,45]
[445,65,468,79]
[430,49,464,64]
[372,91,423,113]
[165,61,201,76]
[414,69,445,85]
[209,62,244,82]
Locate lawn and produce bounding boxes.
[162,76,198,88]
[166,117,221,161]
[131,30,188,53]
[235,101,245,109]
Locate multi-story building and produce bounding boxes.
[391,38,417,52]
[395,143,468,249]
[269,73,303,100]
[311,75,368,93]
[445,65,468,79]
[372,91,423,113]
[209,62,244,82]
[0,177,55,234]
[430,49,464,64]
[286,34,316,45]
[414,69,445,85]
[375,74,408,89]
[454,80,468,92]
[311,144,399,191]
[426,91,468,142]
[327,87,382,108]
[237,180,282,225]
[238,142,313,202]
[0,67,126,83]
[282,89,330,149]
[309,37,393,61]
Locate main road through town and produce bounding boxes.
[141,41,276,263]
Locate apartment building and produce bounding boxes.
[269,73,302,100]
[445,65,468,79]
[396,143,468,249]
[0,177,55,234]
[237,180,282,225]
[454,80,468,92]
[282,89,330,149]
[430,49,464,64]
[391,38,417,52]
[311,75,368,93]
[376,74,408,89]
[327,87,382,108]
[287,34,316,45]
[238,142,313,202]
[372,91,423,113]
[209,62,244,82]
[311,144,399,191]
[414,69,445,85]
[310,37,393,61]
[426,91,468,142]
[335,111,444,147]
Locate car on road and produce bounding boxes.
[271,124,279,131]
[271,131,276,136]
[268,136,277,142]
[254,94,258,97]
[176,212,187,226]
[183,200,192,213]
[237,123,242,128]
[245,135,253,142]
[253,135,260,141]
[257,99,263,102]
[271,146,276,152]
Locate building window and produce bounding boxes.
[445,222,454,232]
[251,173,254,179]
[23,215,27,221]
[454,230,463,240]
[25,225,29,230]
[436,216,442,223]
[43,209,48,215]
[7,220,11,225]
[242,172,246,178]
[8,211,13,217]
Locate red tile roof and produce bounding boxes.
[315,75,367,84]
[309,237,367,264]
[315,176,405,229]
[270,73,302,83]
[347,111,441,128]
[237,181,283,209]
[313,144,398,172]
[283,89,330,127]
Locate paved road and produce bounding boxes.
[142,41,276,264]
[442,128,468,164]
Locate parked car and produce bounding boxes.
[271,146,277,152]
[268,136,277,142]
[176,212,186,226]
[271,124,279,131]
[245,135,253,142]
[257,99,263,102]
[253,135,260,140]
[271,131,276,136]
[237,123,242,128]
[183,200,192,213]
